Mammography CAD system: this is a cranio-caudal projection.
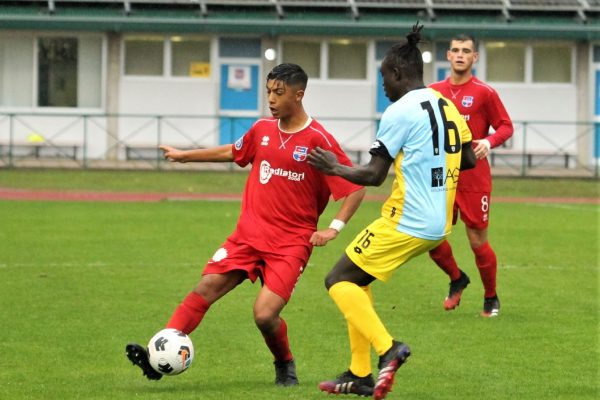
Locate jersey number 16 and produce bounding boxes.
[421,98,461,156]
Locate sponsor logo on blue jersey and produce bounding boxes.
[431,167,460,190]
[431,167,444,187]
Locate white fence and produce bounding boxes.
[0,113,598,178]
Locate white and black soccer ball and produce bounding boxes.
[147,328,194,376]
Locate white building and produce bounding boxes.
[0,0,598,176]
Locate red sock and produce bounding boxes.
[262,319,293,362]
[429,240,461,281]
[473,242,497,298]
[165,292,210,335]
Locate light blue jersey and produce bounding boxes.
[372,88,471,240]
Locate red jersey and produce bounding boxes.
[230,117,362,260]
[429,77,513,192]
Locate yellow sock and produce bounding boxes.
[329,281,393,357]
[348,286,374,377]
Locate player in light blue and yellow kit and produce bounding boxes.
[308,23,476,400]
[348,86,470,282]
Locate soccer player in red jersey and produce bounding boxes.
[429,34,513,317]
[125,63,365,384]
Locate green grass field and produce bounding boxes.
[0,170,598,399]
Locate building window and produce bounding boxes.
[219,37,261,58]
[594,45,600,62]
[533,44,571,83]
[171,37,211,77]
[328,40,367,79]
[38,38,78,107]
[77,37,103,107]
[124,36,212,78]
[0,35,102,108]
[376,41,396,60]
[124,37,164,76]
[282,40,321,78]
[0,36,34,107]
[435,41,449,61]
[485,41,525,82]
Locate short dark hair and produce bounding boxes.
[450,34,478,51]
[267,63,308,90]
[383,22,424,80]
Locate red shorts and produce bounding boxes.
[202,239,307,302]
[453,191,491,230]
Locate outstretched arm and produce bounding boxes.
[308,147,392,187]
[309,187,366,247]
[159,144,234,163]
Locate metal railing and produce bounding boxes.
[0,112,598,178]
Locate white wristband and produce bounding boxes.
[329,219,346,233]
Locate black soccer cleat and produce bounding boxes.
[274,359,299,386]
[373,341,411,400]
[444,270,470,310]
[318,370,374,397]
[481,295,501,317]
[125,343,163,381]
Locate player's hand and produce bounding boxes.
[309,228,338,247]
[308,147,339,175]
[159,145,186,163]
[472,139,491,159]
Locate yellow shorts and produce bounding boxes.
[345,217,444,282]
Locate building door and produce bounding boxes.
[218,38,262,145]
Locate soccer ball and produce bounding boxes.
[147,328,194,376]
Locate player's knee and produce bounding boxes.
[469,235,487,250]
[253,310,278,333]
[324,271,340,291]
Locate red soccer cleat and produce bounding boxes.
[444,270,470,310]
[373,341,411,400]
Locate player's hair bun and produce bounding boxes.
[407,22,424,47]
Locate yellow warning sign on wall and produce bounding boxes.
[189,63,211,78]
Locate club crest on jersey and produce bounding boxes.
[293,146,308,162]
[462,96,474,108]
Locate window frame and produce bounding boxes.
[326,38,369,81]
[170,36,213,79]
[279,36,373,82]
[279,38,323,80]
[530,41,575,85]
[122,34,214,81]
[0,30,106,113]
[432,40,576,88]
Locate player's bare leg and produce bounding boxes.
[127,271,246,381]
[254,286,298,386]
